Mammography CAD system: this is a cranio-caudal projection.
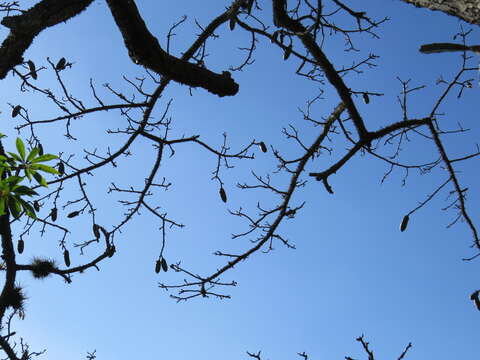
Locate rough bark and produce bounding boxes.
[105,0,240,97]
[399,0,480,25]
[0,0,94,79]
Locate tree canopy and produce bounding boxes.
[0,0,478,359]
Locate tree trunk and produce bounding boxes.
[400,0,480,25]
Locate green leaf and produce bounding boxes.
[33,172,47,187]
[16,138,25,161]
[18,198,36,219]
[31,163,59,175]
[8,197,22,219]
[0,198,5,216]
[24,169,32,181]
[26,147,40,162]
[31,154,58,163]
[5,176,23,187]
[7,152,21,162]
[13,186,38,196]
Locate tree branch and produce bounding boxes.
[0,0,94,78]
[104,0,240,97]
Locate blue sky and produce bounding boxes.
[1,1,479,359]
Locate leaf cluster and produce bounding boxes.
[0,136,58,219]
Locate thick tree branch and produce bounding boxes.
[420,42,480,54]
[399,0,480,25]
[0,0,94,78]
[105,0,240,97]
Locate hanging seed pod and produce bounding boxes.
[93,224,101,239]
[50,207,57,222]
[38,143,44,156]
[363,93,370,104]
[17,239,24,254]
[100,226,110,241]
[27,60,37,80]
[107,245,115,258]
[63,250,70,267]
[56,57,67,71]
[11,105,22,118]
[229,17,236,30]
[219,187,227,203]
[161,257,168,272]
[58,162,65,176]
[283,44,292,60]
[470,290,480,311]
[259,141,267,153]
[33,200,40,212]
[155,260,162,274]
[400,215,409,232]
[67,211,80,218]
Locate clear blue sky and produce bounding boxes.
[1,1,479,359]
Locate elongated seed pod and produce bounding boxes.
[93,224,101,239]
[63,250,70,267]
[27,60,37,80]
[51,207,57,222]
[400,215,409,232]
[107,245,115,258]
[17,240,24,254]
[259,142,267,153]
[12,105,21,118]
[56,57,67,71]
[161,257,168,272]
[219,187,227,203]
[229,17,236,30]
[58,162,65,176]
[38,143,44,156]
[67,211,80,218]
[155,260,161,273]
[33,200,40,212]
[470,290,480,311]
[363,93,370,104]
